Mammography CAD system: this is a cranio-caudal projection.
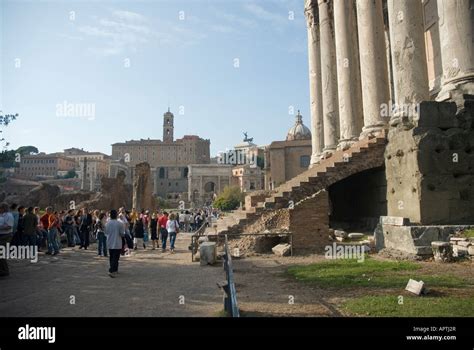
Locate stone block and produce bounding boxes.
[272,243,291,257]
[457,241,472,247]
[405,279,425,296]
[468,246,474,256]
[199,242,216,266]
[380,216,410,226]
[431,241,453,262]
[450,237,469,242]
[334,230,348,238]
[452,245,469,258]
[415,246,434,256]
[348,233,365,239]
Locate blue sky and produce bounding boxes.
[1,0,310,156]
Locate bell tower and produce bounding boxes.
[163,108,174,143]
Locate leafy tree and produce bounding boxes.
[0,145,38,168]
[213,186,244,211]
[63,169,77,179]
[16,145,38,155]
[0,111,18,149]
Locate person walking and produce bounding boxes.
[22,207,38,247]
[0,203,15,277]
[133,217,145,250]
[150,212,158,250]
[95,213,107,257]
[47,211,61,255]
[166,213,179,254]
[158,211,169,252]
[63,209,75,247]
[105,210,125,278]
[79,208,92,250]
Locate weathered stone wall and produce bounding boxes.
[378,223,474,256]
[385,100,474,224]
[133,162,154,211]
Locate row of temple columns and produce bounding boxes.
[305,0,474,164]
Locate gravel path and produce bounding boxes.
[0,233,224,317]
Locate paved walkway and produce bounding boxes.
[0,233,224,317]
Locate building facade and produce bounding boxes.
[18,153,76,179]
[188,164,233,206]
[264,111,312,190]
[111,109,211,198]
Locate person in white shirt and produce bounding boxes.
[166,213,179,254]
[105,210,125,278]
[0,202,15,277]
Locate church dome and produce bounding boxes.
[286,110,311,141]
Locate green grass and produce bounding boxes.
[343,295,474,317]
[463,229,474,238]
[287,258,471,289]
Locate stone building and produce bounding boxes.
[60,148,110,191]
[263,111,312,190]
[217,0,474,255]
[111,109,210,198]
[18,153,76,179]
[232,164,264,192]
[188,164,233,206]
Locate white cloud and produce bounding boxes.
[209,6,257,29]
[111,10,147,23]
[243,3,288,27]
[74,9,208,57]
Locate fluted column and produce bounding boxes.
[305,0,325,165]
[356,0,390,136]
[318,0,339,154]
[334,0,363,150]
[387,0,429,125]
[436,0,474,105]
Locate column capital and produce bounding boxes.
[304,0,319,28]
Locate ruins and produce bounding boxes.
[210,0,474,257]
[132,162,154,212]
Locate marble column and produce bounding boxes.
[436,0,474,105]
[318,0,339,153]
[356,0,390,136]
[305,0,325,165]
[387,0,429,125]
[334,0,364,150]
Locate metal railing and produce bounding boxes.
[222,234,240,317]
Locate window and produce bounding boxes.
[300,155,311,168]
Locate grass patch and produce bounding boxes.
[287,258,471,289]
[343,295,474,317]
[462,229,474,238]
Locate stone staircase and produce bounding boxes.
[211,132,387,236]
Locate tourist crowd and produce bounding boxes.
[0,202,218,278]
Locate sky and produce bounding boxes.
[0,0,310,157]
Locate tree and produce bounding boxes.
[63,169,77,179]
[16,145,38,155]
[0,145,38,168]
[0,111,18,149]
[213,186,244,211]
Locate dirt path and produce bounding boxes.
[0,233,224,317]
